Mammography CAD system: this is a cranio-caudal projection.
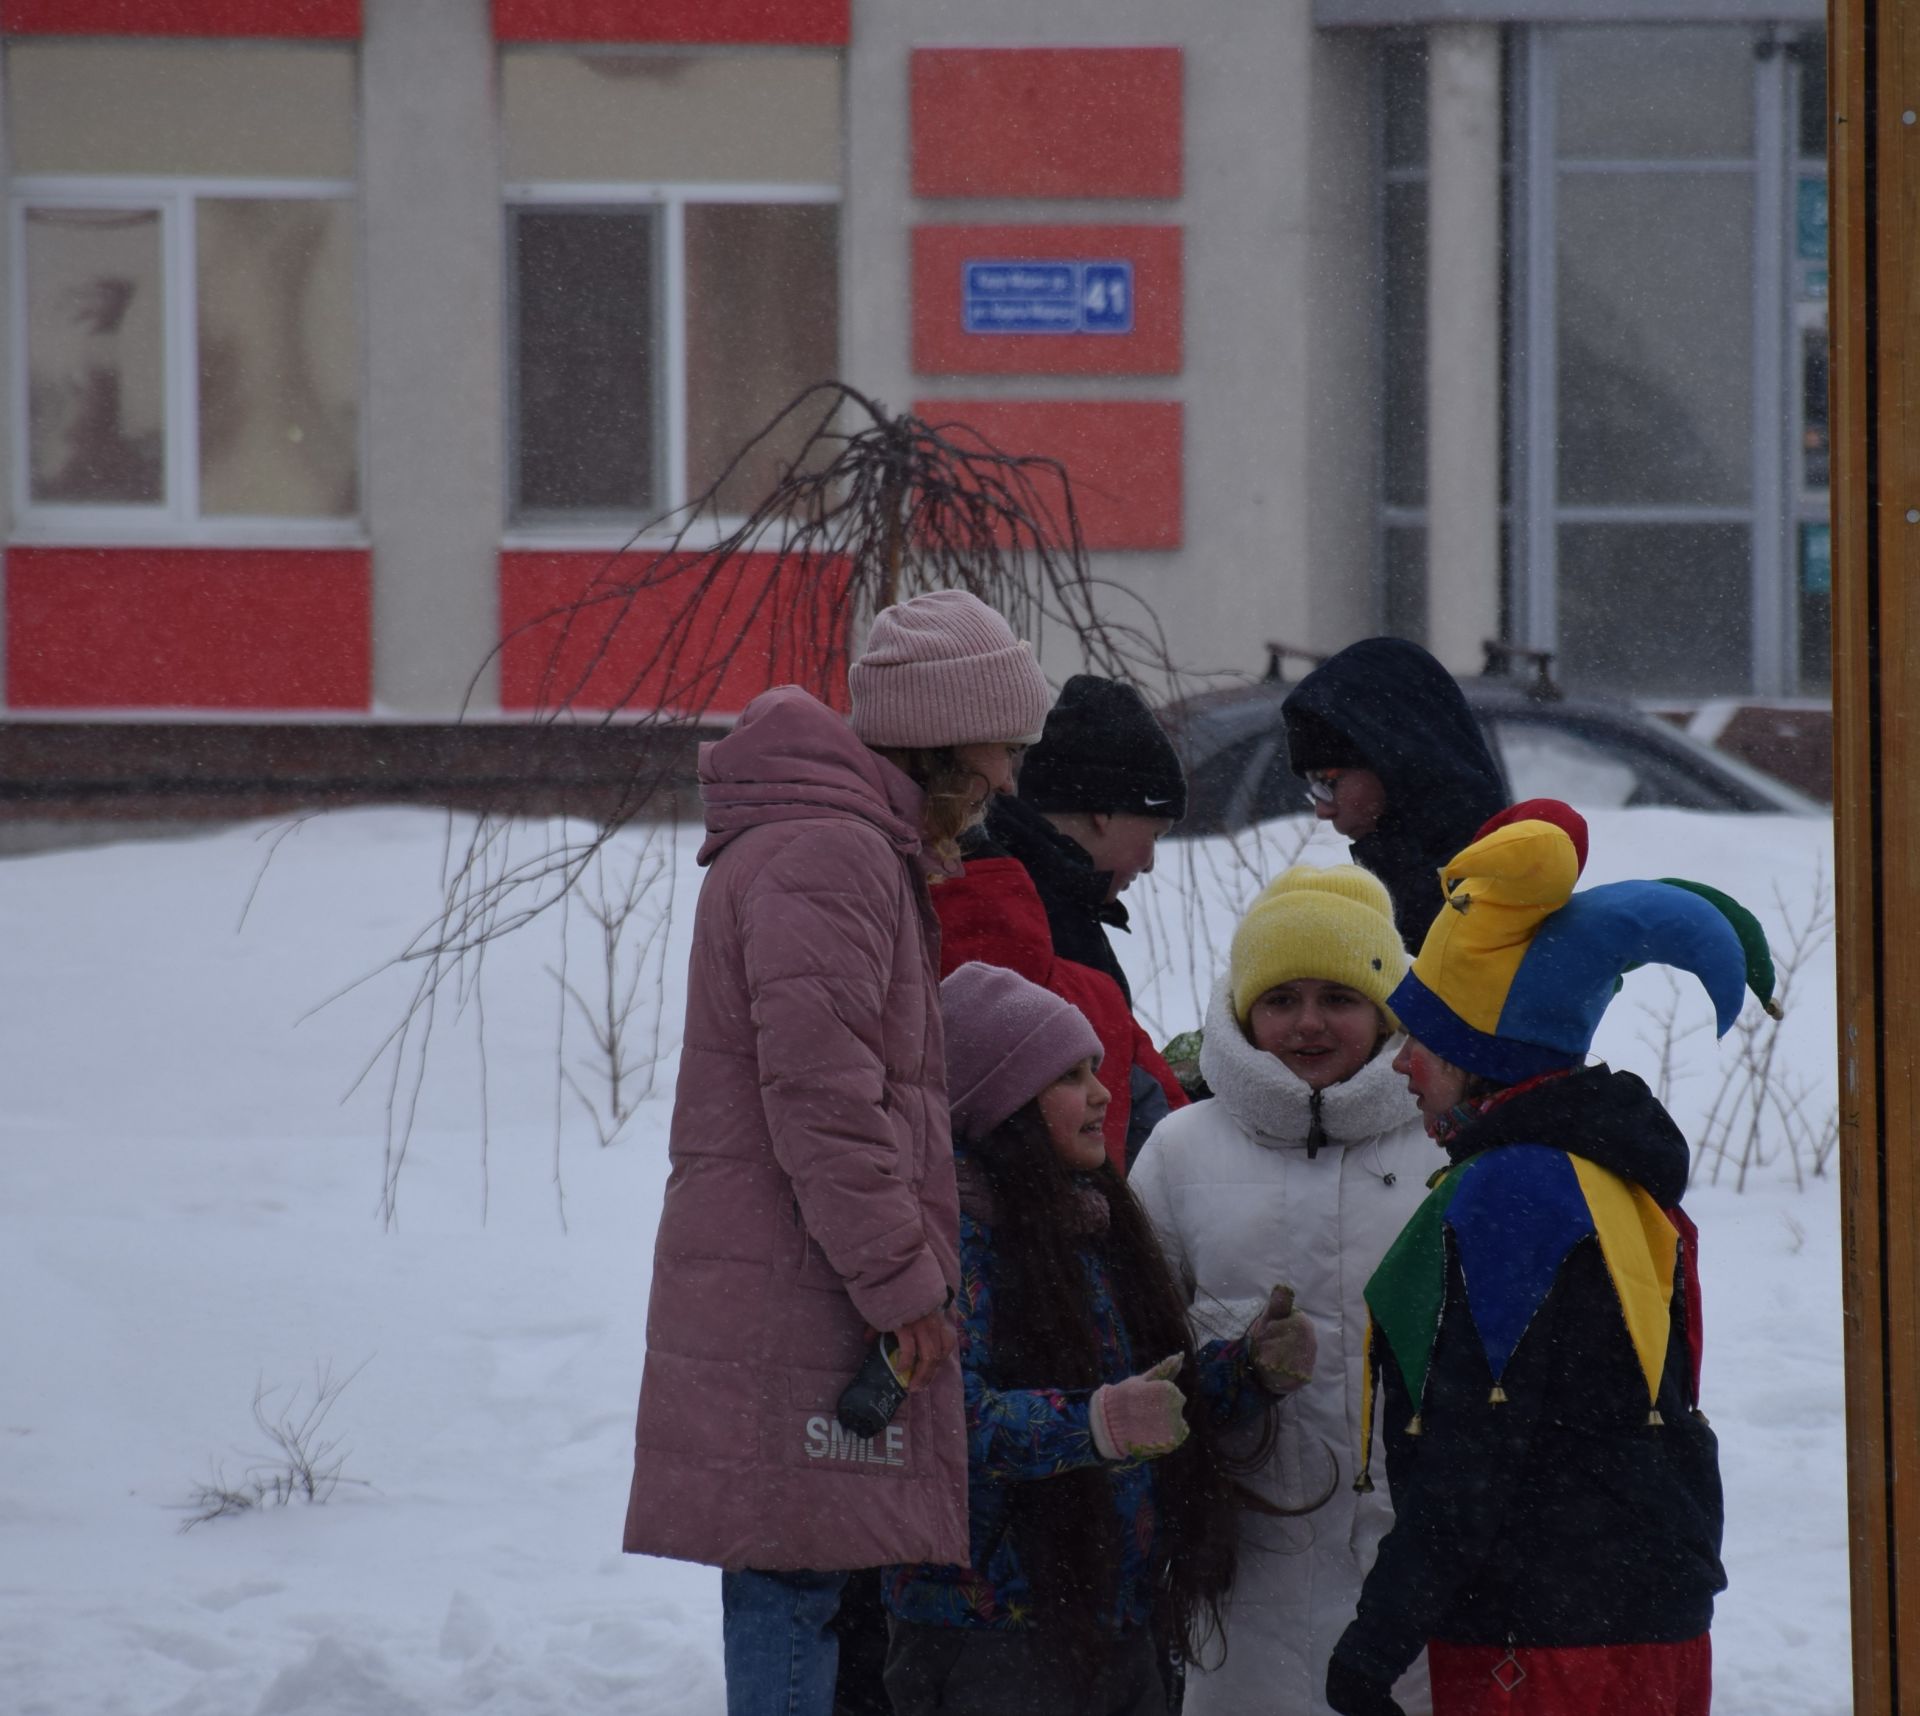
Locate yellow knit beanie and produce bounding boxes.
[1229,864,1409,1025]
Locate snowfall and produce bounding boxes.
[0,801,1847,1715]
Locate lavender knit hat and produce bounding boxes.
[941,961,1104,1143]
[848,590,1054,749]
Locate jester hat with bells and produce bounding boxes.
[1354,800,1779,1489]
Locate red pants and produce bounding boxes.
[1428,1635,1711,1716]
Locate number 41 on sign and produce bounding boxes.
[962,260,1135,335]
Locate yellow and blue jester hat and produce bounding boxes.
[1386,800,1779,1085]
[1352,800,1779,1487]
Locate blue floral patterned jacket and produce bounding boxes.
[883,1199,1266,1635]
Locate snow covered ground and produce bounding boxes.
[0,804,1847,1714]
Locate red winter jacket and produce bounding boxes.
[933,853,1186,1173]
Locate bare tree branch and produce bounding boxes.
[365,383,1189,1220]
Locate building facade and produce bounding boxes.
[0,0,1826,727]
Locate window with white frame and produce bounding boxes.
[1376,24,1830,698]
[7,41,361,539]
[502,49,842,532]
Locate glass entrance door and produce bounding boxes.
[1510,24,1827,698]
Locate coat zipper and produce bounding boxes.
[1306,1089,1327,1160]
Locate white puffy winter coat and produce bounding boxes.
[1130,980,1435,1716]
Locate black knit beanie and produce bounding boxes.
[1016,675,1188,820]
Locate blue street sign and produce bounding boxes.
[963,259,1135,335]
[1079,262,1132,331]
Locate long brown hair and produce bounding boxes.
[969,1101,1263,1678]
[878,745,995,870]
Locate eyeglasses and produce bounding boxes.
[1305,769,1347,805]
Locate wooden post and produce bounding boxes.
[1832,1,1920,1709]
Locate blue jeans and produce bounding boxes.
[721,1567,850,1716]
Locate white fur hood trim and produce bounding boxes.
[1195,976,1416,1150]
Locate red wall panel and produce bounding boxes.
[912,48,1182,201]
[6,548,371,710]
[0,0,360,34]
[493,0,847,44]
[500,550,852,715]
[912,400,1182,552]
[913,225,1182,377]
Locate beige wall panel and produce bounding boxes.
[1423,24,1503,675]
[8,41,355,179]
[503,50,842,184]
[1303,30,1382,660]
[845,0,1365,695]
[362,0,502,713]
[1174,0,1318,687]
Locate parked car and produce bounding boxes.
[1160,662,1824,836]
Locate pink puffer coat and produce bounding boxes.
[623,686,968,1572]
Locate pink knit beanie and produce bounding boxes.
[941,961,1104,1142]
[848,590,1054,749]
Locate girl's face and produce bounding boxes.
[1037,1055,1111,1171]
[1246,979,1388,1089]
[951,741,1027,810]
[1393,1036,1472,1138]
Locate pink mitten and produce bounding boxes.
[1090,1354,1190,1461]
[1249,1284,1317,1395]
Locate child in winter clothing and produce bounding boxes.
[934,674,1192,1170]
[623,590,1055,1716]
[883,961,1313,1716]
[1326,800,1758,1716]
[1131,866,1435,1716]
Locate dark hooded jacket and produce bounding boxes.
[1281,639,1507,950]
[1330,1066,1725,1693]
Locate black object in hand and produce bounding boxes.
[837,1335,910,1438]
[1325,1657,1405,1716]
